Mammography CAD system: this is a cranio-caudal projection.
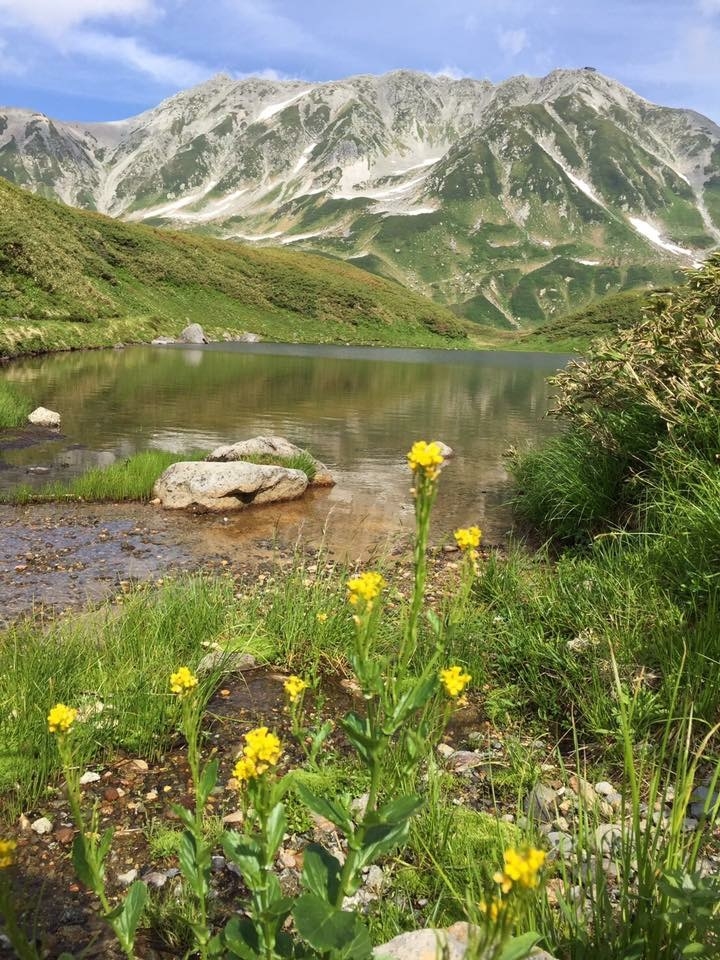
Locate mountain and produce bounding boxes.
[2,69,719,326]
[0,176,465,359]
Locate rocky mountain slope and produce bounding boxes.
[2,69,719,326]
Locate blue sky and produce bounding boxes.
[0,0,718,122]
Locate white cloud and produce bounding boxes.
[699,0,720,14]
[228,0,316,51]
[0,36,26,74]
[65,30,209,86]
[0,0,156,32]
[497,27,529,56]
[432,65,471,80]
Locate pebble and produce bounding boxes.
[525,783,559,823]
[594,781,615,797]
[117,869,138,885]
[595,824,622,854]
[103,787,119,802]
[437,743,454,760]
[31,816,53,835]
[211,856,226,872]
[143,871,169,889]
[79,771,101,785]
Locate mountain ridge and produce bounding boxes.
[2,68,718,326]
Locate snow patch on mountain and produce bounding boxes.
[256,89,312,122]
[629,217,699,262]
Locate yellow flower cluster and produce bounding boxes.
[170,666,199,697]
[233,726,282,783]
[0,838,16,869]
[47,703,77,735]
[478,898,505,922]
[284,675,307,703]
[316,612,328,623]
[494,847,546,893]
[439,665,472,698]
[454,526,482,552]
[347,571,386,607]
[407,440,444,481]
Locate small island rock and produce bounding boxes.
[28,407,61,429]
[207,435,335,487]
[153,460,308,511]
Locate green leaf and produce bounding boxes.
[222,831,263,885]
[388,675,437,730]
[375,794,423,825]
[301,844,342,902]
[71,835,94,889]
[113,881,147,946]
[265,802,287,858]
[296,783,353,833]
[170,803,196,831]
[198,759,219,809]
[96,826,115,866]
[222,916,260,960]
[293,894,372,958]
[178,831,208,899]
[496,932,542,960]
[340,712,376,763]
[355,820,410,872]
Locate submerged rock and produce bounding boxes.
[179,323,208,344]
[153,460,308,511]
[28,407,61,429]
[207,435,335,487]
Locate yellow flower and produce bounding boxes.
[439,665,472,698]
[47,703,78,735]
[407,440,444,481]
[479,898,505,921]
[454,526,482,552]
[495,847,546,892]
[170,666,199,697]
[284,675,308,703]
[0,839,17,869]
[243,727,282,766]
[347,571,386,607]
[232,755,259,782]
[316,612,328,622]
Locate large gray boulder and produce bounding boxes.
[179,323,208,344]
[28,407,61,429]
[153,461,308,511]
[375,923,556,960]
[207,435,335,487]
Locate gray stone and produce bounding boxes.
[197,649,256,675]
[595,781,615,797]
[179,323,208,344]
[117,868,138,886]
[238,332,261,342]
[525,783,559,823]
[207,435,334,487]
[446,750,486,774]
[548,831,573,856]
[153,460,308,511]
[436,743,455,760]
[151,336,176,345]
[595,823,623,854]
[432,441,454,459]
[79,771,101,785]
[143,871,168,889]
[211,856,226,872]
[31,816,53,835]
[374,924,557,960]
[28,407,61,429]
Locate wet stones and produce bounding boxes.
[153,461,309,511]
[28,407,61,429]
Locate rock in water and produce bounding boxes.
[207,435,335,487]
[179,323,207,344]
[153,461,308,511]
[28,407,61,429]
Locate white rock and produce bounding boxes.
[374,924,556,960]
[79,771,101,785]
[117,868,138,885]
[31,816,53,835]
[153,460,308,511]
[431,440,454,459]
[595,781,615,796]
[179,323,208,344]
[197,649,256,674]
[28,407,61,429]
[207,435,334,487]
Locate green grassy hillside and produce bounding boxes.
[0,178,467,358]
[516,289,653,352]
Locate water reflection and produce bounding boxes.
[1,344,568,551]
